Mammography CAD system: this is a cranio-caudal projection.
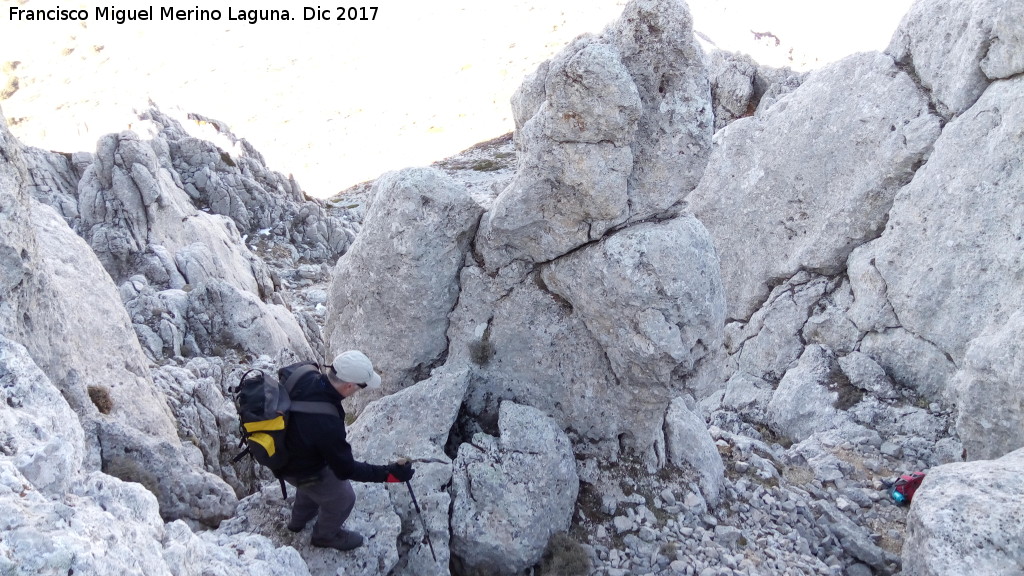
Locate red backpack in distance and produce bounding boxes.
[889,471,926,505]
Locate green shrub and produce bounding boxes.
[540,532,591,576]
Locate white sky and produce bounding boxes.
[0,0,914,198]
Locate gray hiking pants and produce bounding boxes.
[287,468,355,540]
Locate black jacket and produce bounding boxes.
[277,370,391,483]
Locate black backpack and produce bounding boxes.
[231,361,340,497]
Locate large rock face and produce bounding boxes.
[902,448,1024,576]
[0,116,236,526]
[444,215,724,464]
[4,0,1024,574]
[687,51,941,321]
[325,167,483,394]
[848,75,1024,367]
[445,262,624,449]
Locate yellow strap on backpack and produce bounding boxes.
[243,415,285,433]
[248,432,277,457]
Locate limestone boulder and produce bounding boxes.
[325,167,483,394]
[449,219,725,465]
[664,397,725,504]
[768,345,859,443]
[602,0,713,220]
[902,447,1024,576]
[10,203,178,439]
[887,0,1023,118]
[476,38,639,268]
[477,0,712,270]
[849,76,1024,372]
[97,418,236,525]
[953,310,1024,461]
[706,50,805,131]
[542,214,725,392]
[348,368,468,465]
[444,263,625,454]
[347,369,471,575]
[687,51,941,321]
[450,402,579,576]
[0,337,85,497]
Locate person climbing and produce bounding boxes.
[277,350,414,551]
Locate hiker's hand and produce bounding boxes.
[386,461,414,483]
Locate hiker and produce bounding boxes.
[277,350,415,551]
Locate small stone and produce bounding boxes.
[880,441,902,457]
[661,487,677,506]
[684,492,705,510]
[602,494,619,516]
[613,515,635,533]
[846,564,873,576]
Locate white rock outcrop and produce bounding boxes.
[0,337,301,575]
[849,75,1024,368]
[0,115,236,525]
[687,51,941,321]
[888,0,1024,118]
[477,0,712,270]
[902,447,1024,576]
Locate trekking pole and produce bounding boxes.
[398,459,437,562]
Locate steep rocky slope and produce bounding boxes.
[1,1,1022,575]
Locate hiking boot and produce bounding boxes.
[286,518,308,533]
[311,529,364,551]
